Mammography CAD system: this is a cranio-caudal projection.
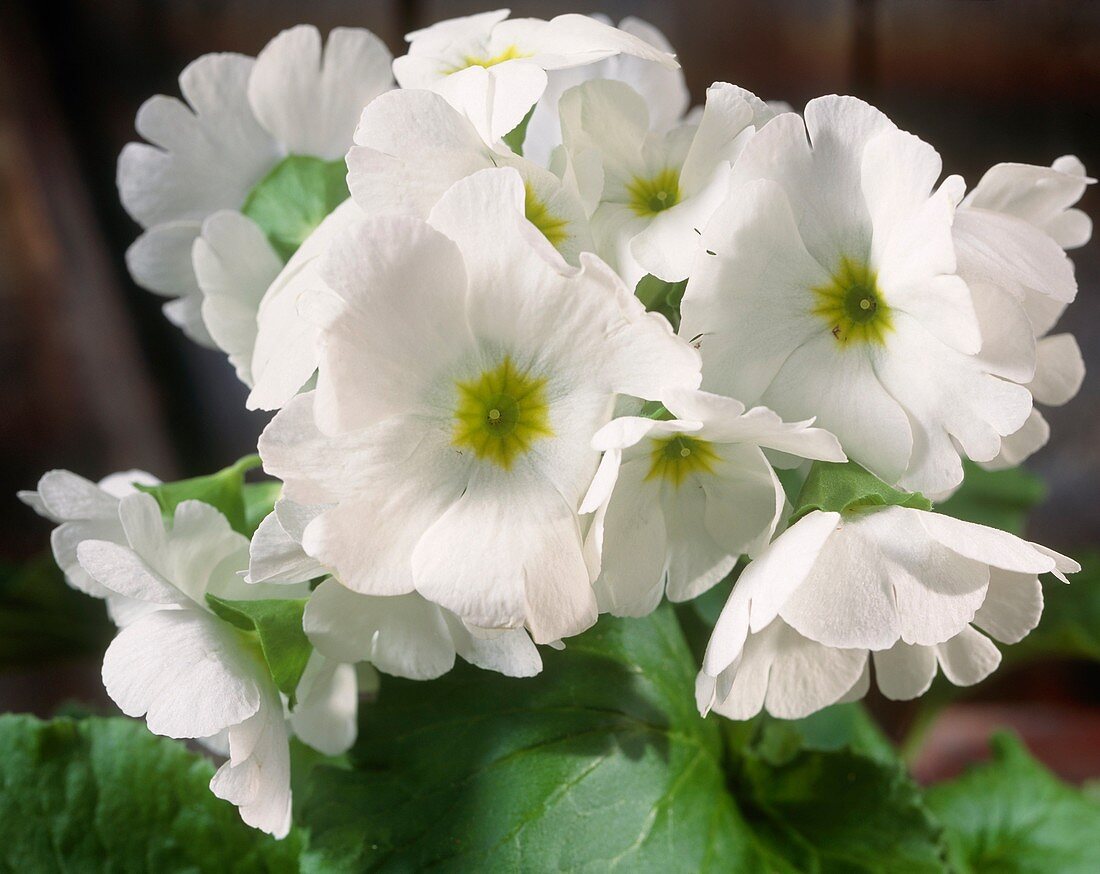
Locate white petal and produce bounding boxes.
[313,214,476,432]
[701,510,841,677]
[917,511,1055,574]
[935,626,1001,687]
[290,654,357,756]
[680,178,829,407]
[118,53,278,227]
[248,26,393,160]
[873,643,937,700]
[210,681,292,838]
[304,580,457,680]
[77,540,188,606]
[125,222,201,300]
[664,477,740,603]
[193,211,283,385]
[103,608,263,738]
[1030,333,1085,407]
[35,470,121,519]
[247,510,325,585]
[972,570,1043,645]
[445,616,543,678]
[592,458,669,617]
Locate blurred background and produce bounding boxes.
[2,0,1099,781]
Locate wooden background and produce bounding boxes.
[2,1,1099,768]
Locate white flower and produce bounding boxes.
[74,493,356,837]
[522,15,690,167]
[559,79,771,287]
[393,9,678,144]
[680,96,1033,495]
[347,88,593,264]
[18,469,159,625]
[259,167,700,644]
[120,25,392,347]
[698,507,1078,720]
[249,501,542,680]
[579,390,845,617]
[954,156,1092,469]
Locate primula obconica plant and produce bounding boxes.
[22,8,1091,842]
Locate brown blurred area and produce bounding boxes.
[1,0,1099,777]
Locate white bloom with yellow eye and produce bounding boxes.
[681,96,1034,495]
[579,390,845,617]
[393,9,678,144]
[119,25,392,352]
[558,79,771,288]
[697,507,1078,720]
[259,167,700,644]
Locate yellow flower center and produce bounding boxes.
[811,256,893,346]
[646,435,720,486]
[524,184,569,249]
[627,168,681,217]
[452,356,553,469]
[446,45,528,73]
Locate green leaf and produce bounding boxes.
[780,703,896,764]
[937,462,1046,536]
[241,155,349,261]
[926,732,1100,873]
[734,720,946,873]
[792,460,932,522]
[298,606,946,872]
[299,606,770,872]
[206,595,311,703]
[0,555,113,670]
[1008,551,1100,663]
[137,455,266,537]
[501,105,535,156]
[0,714,301,871]
[635,274,688,331]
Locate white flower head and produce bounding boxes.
[74,492,355,838]
[347,88,593,265]
[259,167,701,644]
[681,96,1036,495]
[954,156,1093,469]
[579,389,845,617]
[522,15,690,167]
[249,501,543,680]
[19,469,159,625]
[559,79,772,287]
[393,9,678,144]
[698,506,1079,720]
[120,25,392,350]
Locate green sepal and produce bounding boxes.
[136,455,268,537]
[635,274,688,331]
[501,105,535,156]
[241,154,349,261]
[205,594,311,705]
[242,479,282,536]
[791,460,932,523]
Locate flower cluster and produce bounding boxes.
[24,10,1089,836]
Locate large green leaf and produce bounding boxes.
[298,607,946,872]
[0,555,112,670]
[0,714,301,872]
[926,733,1100,873]
[137,455,272,537]
[937,462,1045,536]
[725,719,945,873]
[206,595,311,703]
[241,155,349,261]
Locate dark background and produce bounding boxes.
[2,0,1099,779]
